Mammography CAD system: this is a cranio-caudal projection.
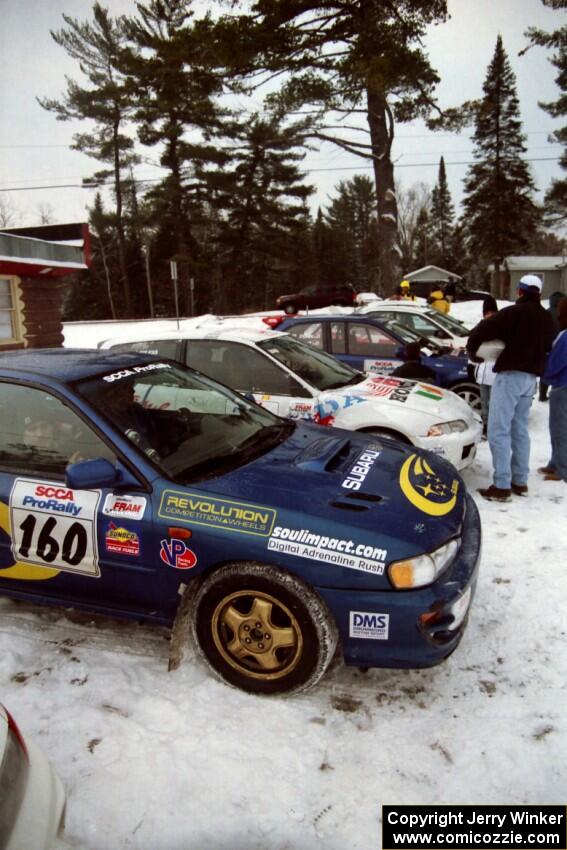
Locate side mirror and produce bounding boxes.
[66,458,123,490]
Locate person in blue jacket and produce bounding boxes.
[540,297,567,483]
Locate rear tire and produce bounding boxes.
[192,562,338,695]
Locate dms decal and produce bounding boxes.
[103,494,147,521]
[105,522,140,556]
[399,454,459,516]
[5,479,101,579]
[159,539,197,570]
[349,611,389,640]
[159,492,276,536]
[268,526,386,575]
[342,448,381,491]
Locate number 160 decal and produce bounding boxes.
[10,479,101,577]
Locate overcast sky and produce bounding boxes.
[0,0,563,229]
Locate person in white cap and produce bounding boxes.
[467,274,555,502]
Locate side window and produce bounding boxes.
[348,324,398,357]
[227,346,298,395]
[186,340,298,396]
[0,383,116,479]
[185,340,229,383]
[285,322,324,350]
[330,322,346,354]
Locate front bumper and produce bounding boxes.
[413,418,482,471]
[318,494,481,669]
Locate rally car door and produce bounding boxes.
[0,380,165,618]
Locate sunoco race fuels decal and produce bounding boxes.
[159,491,276,536]
[9,479,101,577]
[342,448,381,491]
[268,527,387,575]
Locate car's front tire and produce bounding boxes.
[192,562,338,695]
[283,303,297,315]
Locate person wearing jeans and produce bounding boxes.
[540,297,567,483]
[467,275,555,502]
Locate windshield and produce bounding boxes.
[76,361,292,483]
[423,309,470,335]
[257,334,363,391]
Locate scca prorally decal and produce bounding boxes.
[19,484,83,516]
[364,360,398,375]
[103,494,147,521]
[159,539,197,570]
[102,362,171,382]
[349,611,389,640]
[159,491,276,536]
[104,523,140,556]
[399,454,459,516]
[342,448,381,491]
[268,526,386,575]
[9,479,101,578]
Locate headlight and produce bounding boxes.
[427,419,467,437]
[389,538,459,589]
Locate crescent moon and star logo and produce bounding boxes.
[0,501,60,581]
[399,454,459,517]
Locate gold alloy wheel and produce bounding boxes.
[211,590,303,681]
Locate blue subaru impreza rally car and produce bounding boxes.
[0,349,481,695]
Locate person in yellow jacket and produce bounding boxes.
[428,287,450,313]
[399,280,417,301]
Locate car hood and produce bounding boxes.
[317,375,472,422]
[198,422,467,560]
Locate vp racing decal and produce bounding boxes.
[268,526,387,575]
[159,491,276,537]
[160,539,197,570]
[399,454,459,517]
[6,479,101,578]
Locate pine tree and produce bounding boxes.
[463,36,539,296]
[214,0,449,293]
[39,4,137,315]
[203,113,315,312]
[324,176,380,291]
[123,0,228,316]
[429,157,455,269]
[526,0,567,225]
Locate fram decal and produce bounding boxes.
[349,611,389,640]
[399,454,459,516]
[342,448,381,491]
[159,539,197,570]
[103,494,147,521]
[159,492,276,536]
[105,522,140,556]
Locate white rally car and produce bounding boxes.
[99,326,482,471]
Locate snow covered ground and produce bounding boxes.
[2,301,565,850]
